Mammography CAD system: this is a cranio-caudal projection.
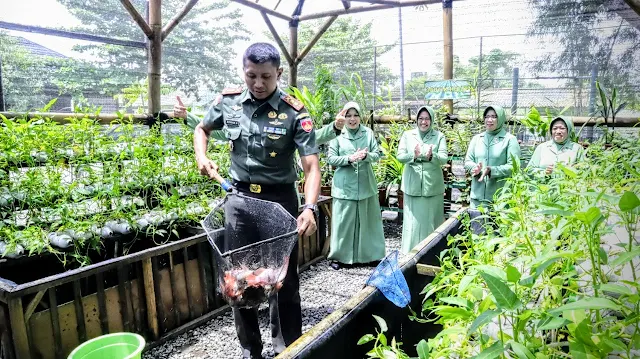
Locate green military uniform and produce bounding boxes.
[464,106,521,209]
[396,106,447,253]
[200,86,317,358]
[327,108,385,265]
[527,117,583,176]
[315,121,341,145]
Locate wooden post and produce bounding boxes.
[142,258,159,339]
[8,298,30,359]
[442,0,453,114]
[289,23,299,87]
[148,0,162,115]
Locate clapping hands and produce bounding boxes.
[349,148,368,163]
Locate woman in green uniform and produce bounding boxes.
[327,102,385,269]
[464,105,521,209]
[527,116,583,176]
[397,106,448,253]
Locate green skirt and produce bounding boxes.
[401,194,445,253]
[328,195,386,264]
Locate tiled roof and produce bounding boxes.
[12,36,67,59]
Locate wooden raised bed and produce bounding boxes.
[0,196,332,359]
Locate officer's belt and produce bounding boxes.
[233,181,295,194]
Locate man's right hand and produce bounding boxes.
[174,96,187,119]
[196,156,219,179]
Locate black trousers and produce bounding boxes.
[225,185,302,358]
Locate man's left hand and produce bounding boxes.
[297,209,317,237]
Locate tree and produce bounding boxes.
[527,0,640,110]
[56,0,248,100]
[267,17,396,94]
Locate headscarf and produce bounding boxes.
[342,101,361,135]
[483,105,507,136]
[416,105,436,138]
[550,116,575,147]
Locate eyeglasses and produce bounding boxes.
[484,115,498,119]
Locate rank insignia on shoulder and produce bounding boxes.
[296,113,310,120]
[281,94,304,111]
[300,117,313,133]
[222,87,243,95]
[213,94,223,106]
[268,111,277,118]
[231,105,242,111]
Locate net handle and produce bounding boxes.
[223,229,299,257]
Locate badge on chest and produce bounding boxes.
[263,126,287,140]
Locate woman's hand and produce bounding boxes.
[545,164,554,175]
[414,144,421,159]
[472,162,483,176]
[334,109,347,130]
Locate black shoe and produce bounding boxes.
[330,261,341,270]
[242,349,264,359]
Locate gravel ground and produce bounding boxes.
[144,221,403,359]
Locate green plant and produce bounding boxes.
[413,135,640,358]
[358,315,429,359]
[596,81,627,144]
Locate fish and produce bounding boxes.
[220,256,292,305]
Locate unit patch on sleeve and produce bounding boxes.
[300,117,313,133]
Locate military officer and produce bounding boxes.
[175,42,320,359]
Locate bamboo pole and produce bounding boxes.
[296,15,338,64]
[261,12,294,67]
[297,1,436,21]
[341,0,351,9]
[118,0,153,38]
[289,23,299,87]
[8,298,29,359]
[230,0,292,21]
[148,0,162,115]
[162,0,200,41]
[624,0,640,16]
[443,0,453,114]
[142,258,160,339]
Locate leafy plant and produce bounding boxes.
[595,81,627,144]
[358,315,429,359]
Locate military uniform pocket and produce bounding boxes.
[224,127,241,141]
[261,133,287,149]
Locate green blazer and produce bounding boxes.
[327,125,380,200]
[397,128,448,197]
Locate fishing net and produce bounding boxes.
[202,193,298,308]
[366,250,411,308]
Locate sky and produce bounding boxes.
[0,0,537,82]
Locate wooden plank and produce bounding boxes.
[297,1,435,21]
[296,15,337,63]
[142,258,159,339]
[0,304,16,359]
[416,264,441,276]
[196,242,210,313]
[134,262,147,334]
[47,289,62,359]
[260,12,293,66]
[95,272,109,334]
[182,247,195,319]
[23,290,45,323]
[72,281,87,343]
[167,252,182,327]
[302,233,311,264]
[116,266,132,332]
[151,257,166,334]
[12,233,207,297]
[318,206,327,257]
[8,298,30,359]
